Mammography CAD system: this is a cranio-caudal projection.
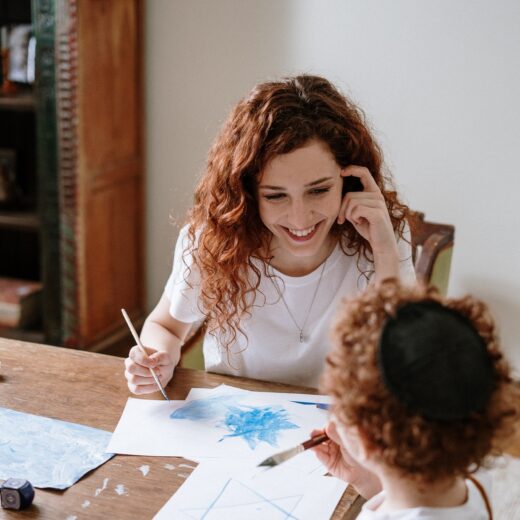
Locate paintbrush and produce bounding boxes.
[257,432,329,468]
[121,308,170,402]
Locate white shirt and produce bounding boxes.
[357,476,491,519]
[165,225,416,387]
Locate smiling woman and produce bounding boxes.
[124,74,416,390]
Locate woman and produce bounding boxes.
[124,74,416,390]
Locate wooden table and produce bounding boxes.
[0,339,362,519]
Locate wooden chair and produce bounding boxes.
[408,211,455,296]
[179,321,206,370]
[179,212,455,369]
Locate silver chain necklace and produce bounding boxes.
[269,258,327,343]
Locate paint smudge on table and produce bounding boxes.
[177,473,190,479]
[138,464,150,476]
[164,463,176,471]
[81,500,91,508]
[115,483,129,496]
[94,477,110,496]
[65,516,77,520]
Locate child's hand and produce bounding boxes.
[311,423,382,500]
[124,345,174,395]
[311,427,353,482]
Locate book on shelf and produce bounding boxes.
[0,276,42,328]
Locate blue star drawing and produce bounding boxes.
[170,396,299,449]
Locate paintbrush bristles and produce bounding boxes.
[258,445,304,467]
[257,432,329,468]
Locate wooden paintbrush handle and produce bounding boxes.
[302,432,329,450]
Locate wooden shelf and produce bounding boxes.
[0,91,35,111]
[0,210,40,230]
[0,327,45,344]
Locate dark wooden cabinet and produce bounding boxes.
[0,0,145,351]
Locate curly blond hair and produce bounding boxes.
[323,278,518,485]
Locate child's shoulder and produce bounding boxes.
[357,474,491,520]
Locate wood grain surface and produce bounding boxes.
[0,339,359,519]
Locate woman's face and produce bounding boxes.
[258,139,343,270]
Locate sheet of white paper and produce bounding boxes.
[153,459,347,520]
[107,392,328,461]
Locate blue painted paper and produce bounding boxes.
[170,396,299,449]
[0,407,114,489]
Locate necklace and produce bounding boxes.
[269,258,327,343]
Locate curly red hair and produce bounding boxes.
[323,278,518,485]
[186,75,411,347]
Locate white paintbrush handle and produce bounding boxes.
[121,308,169,401]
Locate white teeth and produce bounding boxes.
[288,225,316,237]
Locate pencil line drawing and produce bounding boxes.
[170,396,299,449]
[180,478,303,519]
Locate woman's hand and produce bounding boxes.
[338,166,399,280]
[124,345,175,395]
[311,423,382,500]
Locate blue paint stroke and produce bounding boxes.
[170,396,299,449]
[181,478,302,519]
[219,405,298,449]
[170,395,236,421]
[0,407,114,489]
[291,401,330,410]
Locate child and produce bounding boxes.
[125,75,416,392]
[314,278,517,518]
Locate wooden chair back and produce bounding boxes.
[408,211,455,295]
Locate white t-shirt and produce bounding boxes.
[165,225,416,387]
[357,475,492,520]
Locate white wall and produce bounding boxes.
[146,0,520,372]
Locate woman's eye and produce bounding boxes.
[264,193,286,201]
[309,187,331,195]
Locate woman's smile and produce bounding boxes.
[282,221,321,241]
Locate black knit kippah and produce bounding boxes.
[378,301,494,420]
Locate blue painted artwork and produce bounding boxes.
[171,396,299,449]
[180,478,302,519]
[0,407,114,489]
[171,395,236,421]
[219,405,298,449]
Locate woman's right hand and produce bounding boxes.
[311,423,382,500]
[124,345,175,395]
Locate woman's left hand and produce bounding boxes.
[338,166,399,279]
[338,166,395,254]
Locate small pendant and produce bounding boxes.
[299,331,305,343]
